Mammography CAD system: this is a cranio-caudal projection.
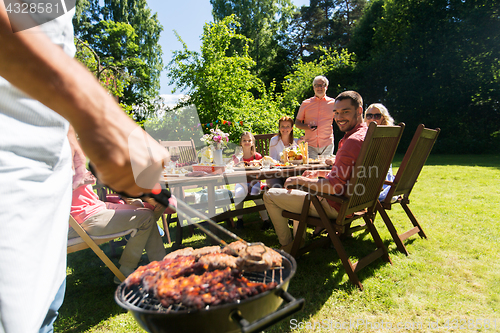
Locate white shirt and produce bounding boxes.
[0,10,75,333]
[269,135,299,161]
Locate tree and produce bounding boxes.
[350,0,500,153]
[287,0,366,61]
[210,0,296,88]
[73,0,163,120]
[167,16,285,142]
[74,35,131,99]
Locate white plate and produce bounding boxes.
[289,160,303,165]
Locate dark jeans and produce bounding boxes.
[39,279,66,333]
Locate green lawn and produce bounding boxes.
[58,154,500,332]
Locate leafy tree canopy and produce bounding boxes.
[73,0,163,121]
[287,0,367,61]
[350,0,500,153]
[210,0,296,89]
[167,15,283,142]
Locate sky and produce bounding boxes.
[146,0,310,105]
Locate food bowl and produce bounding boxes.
[192,164,226,174]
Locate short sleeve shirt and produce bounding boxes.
[296,95,335,148]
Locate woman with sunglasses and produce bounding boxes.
[364,103,398,202]
[364,103,395,126]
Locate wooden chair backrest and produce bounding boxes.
[159,139,198,164]
[386,124,440,201]
[336,123,405,220]
[254,133,277,156]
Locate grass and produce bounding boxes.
[58,154,500,332]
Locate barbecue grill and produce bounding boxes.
[115,250,304,333]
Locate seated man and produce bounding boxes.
[263,91,367,253]
[69,170,167,283]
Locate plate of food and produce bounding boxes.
[289,159,303,165]
[275,165,295,169]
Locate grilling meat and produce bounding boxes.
[222,240,247,255]
[123,243,283,310]
[192,245,221,259]
[198,253,238,270]
[164,247,194,259]
[155,267,276,309]
[223,240,282,270]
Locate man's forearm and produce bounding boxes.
[294,119,309,130]
[317,170,330,178]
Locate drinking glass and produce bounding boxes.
[262,159,271,170]
[234,146,243,163]
[309,121,317,130]
[169,147,180,172]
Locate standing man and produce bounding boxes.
[0,4,167,333]
[264,91,366,252]
[295,75,335,160]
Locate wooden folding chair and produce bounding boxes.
[159,139,200,245]
[159,139,198,165]
[282,123,405,290]
[92,183,130,256]
[254,133,277,156]
[67,216,137,282]
[376,124,440,255]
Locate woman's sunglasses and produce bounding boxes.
[365,113,382,120]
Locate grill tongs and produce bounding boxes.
[150,187,276,271]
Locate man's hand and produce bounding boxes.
[284,176,309,190]
[82,126,169,197]
[301,169,330,179]
[325,158,335,166]
[301,170,319,178]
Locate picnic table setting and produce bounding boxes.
[157,134,332,243]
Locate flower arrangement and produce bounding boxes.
[200,126,229,150]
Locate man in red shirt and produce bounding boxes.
[264,91,367,252]
[295,75,336,159]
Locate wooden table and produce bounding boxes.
[162,163,330,246]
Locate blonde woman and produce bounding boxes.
[364,103,397,202]
[364,103,395,126]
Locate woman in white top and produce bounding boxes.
[268,116,299,188]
